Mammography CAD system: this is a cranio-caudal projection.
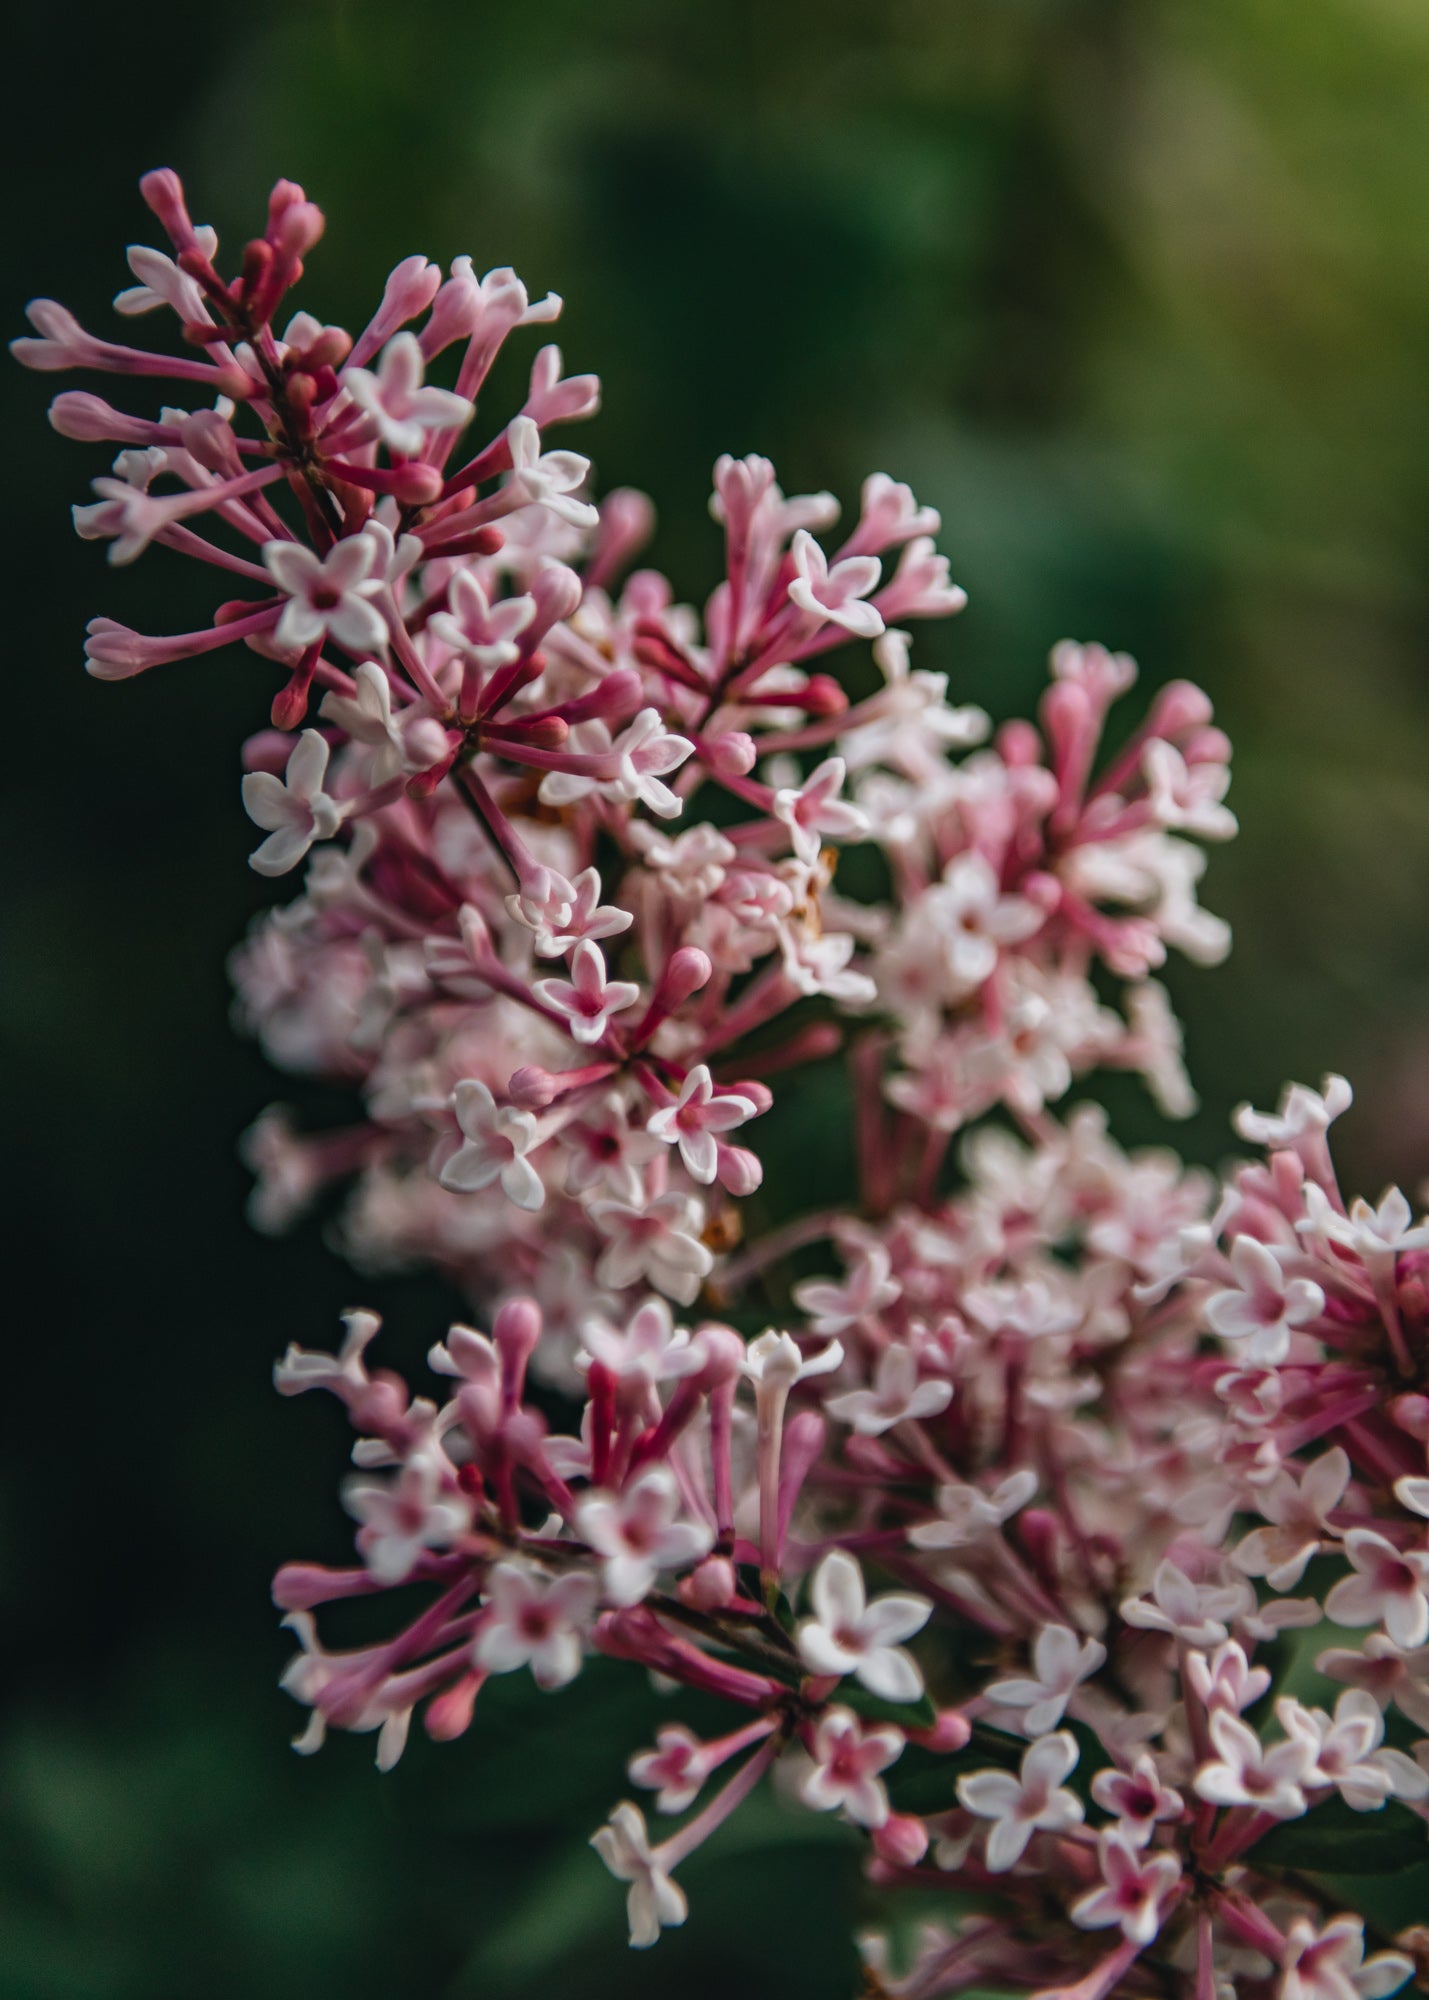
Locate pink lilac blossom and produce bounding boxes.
[18,170,1429,1995]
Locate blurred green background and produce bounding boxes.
[7,2,1429,1993]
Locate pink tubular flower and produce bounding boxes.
[342,1452,470,1585]
[586,1189,713,1303]
[1204,1234,1325,1364]
[823,1343,952,1435]
[772,757,869,862]
[957,1732,1084,1872]
[340,331,474,454]
[577,1297,706,1388]
[629,1725,711,1814]
[986,1624,1107,1736]
[1192,1708,1314,1819]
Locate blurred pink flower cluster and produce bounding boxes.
[18,172,1429,1999]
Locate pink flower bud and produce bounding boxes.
[679,1556,738,1611]
[995,717,1042,767]
[507,1065,559,1110]
[49,391,157,443]
[424,1671,485,1741]
[1147,679,1214,739]
[388,462,444,506]
[715,1145,763,1197]
[493,1297,542,1408]
[242,728,297,775]
[656,946,712,1010]
[911,1709,972,1753]
[708,731,757,777]
[139,167,199,252]
[694,1325,747,1389]
[801,674,848,717]
[872,1813,929,1867]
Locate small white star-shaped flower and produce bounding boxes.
[264,535,388,657]
[589,1802,687,1950]
[795,1548,930,1702]
[340,331,474,455]
[439,1078,546,1210]
[957,1731,1084,1872]
[241,729,346,877]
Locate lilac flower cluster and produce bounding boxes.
[17,173,1429,1999]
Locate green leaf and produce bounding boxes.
[1253,1796,1429,1876]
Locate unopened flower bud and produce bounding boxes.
[911,1709,972,1753]
[801,674,848,717]
[871,1813,929,1868]
[708,731,757,777]
[507,1065,559,1109]
[388,461,444,506]
[679,1555,738,1612]
[1147,679,1214,739]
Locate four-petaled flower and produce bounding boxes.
[957,1731,1084,1872]
[1120,1560,1249,1648]
[799,1707,904,1829]
[241,729,346,877]
[264,535,388,656]
[590,1802,687,1950]
[1089,1754,1185,1844]
[823,1342,953,1436]
[1280,1917,1414,2000]
[575,1466,713,1605]
[796,1548,930,1702]
[578,1297,706,1388]
[1192,1707,1314,1819]
[1325,1530,1429,1651]
[646,1065,759,1184]
[628,1725,710,1814]
[474,1560,598,1689]
[925,851,1044,990]
[439,1078,546,1210]
[428,569,536,669]
[773,757,870,863]
[1069,1830,1181,1946]
[787,528,884,638]
[1204,1234,1325,1365]
[586,1190,714,1304]
[533,938,641,1045]
[340,331,474,455]
[342,1450,470,1585]
[986,1624,1107,1736]
[505,413,598,527]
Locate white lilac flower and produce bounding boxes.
[795,1549,930,1702]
